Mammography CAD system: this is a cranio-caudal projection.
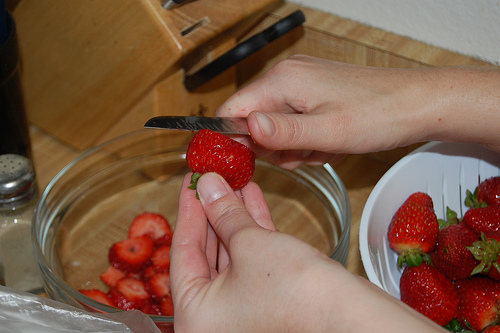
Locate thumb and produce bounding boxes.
[247,111,338,152]
[196,173,258,244]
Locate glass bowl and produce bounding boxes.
[33,129,351,331]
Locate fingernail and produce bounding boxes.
[301,150,313,158]
[255,112,276,137]
[197,173,228,204]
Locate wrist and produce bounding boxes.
[415,67,500,150]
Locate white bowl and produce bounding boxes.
[359,141,500,298]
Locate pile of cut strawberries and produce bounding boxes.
[79,212,174,316]
[388,176,500,332]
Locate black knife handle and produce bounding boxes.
[184,10,305,91]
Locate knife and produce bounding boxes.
[144,116,249,135]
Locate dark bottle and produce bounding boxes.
[0,10,32,159]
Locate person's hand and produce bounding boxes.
[169,172,447,333]
[216,55,423,169]
[216,55,500,169]
[169,172,339,331]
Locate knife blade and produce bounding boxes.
[144,116,249,135]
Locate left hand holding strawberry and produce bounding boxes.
[169,173,446,333]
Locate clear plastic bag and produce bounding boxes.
[0,286,161,333]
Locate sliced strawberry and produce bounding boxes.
[109,288,137,310]
[100,265,126,288]
[161,296,174,316]
[79,289,116,307]
[128,212,172,243]
[155,233,173,247]
[109,235,154,273]
[142,265,157,281]
[151,245,171,272]
[146,272,171,300]
[112,277,151,309]
[126,271,143,280]
[141,302,163,316]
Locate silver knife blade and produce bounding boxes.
[144,116,249,135]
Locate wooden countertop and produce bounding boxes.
[27,3,496,280]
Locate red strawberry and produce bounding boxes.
[469,232,500,280]
[109,235,154,273]
[467,176,500,208]
[79,289,116,307]
[484,325,500,333]
[100,265,126,288]
[141,302,163,316]
[128,212,172,245]
[186,129,255,190]
[145,272,171,300]
[109,288,137,310]
[456,275,500,331]
[151,245,171,272]
[433,223,479,280]
[387,192,439,267]
[399,262,459,326]
[405,191,435,209]
[111,277,151,310]
[142,265,158,281]
[463,206,500,236]
[161,296,174,316]
[479,177,500,207]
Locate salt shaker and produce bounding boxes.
[0,153,43,293]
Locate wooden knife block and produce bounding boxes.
[13,0,280,150]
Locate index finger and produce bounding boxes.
[170,174,211,300]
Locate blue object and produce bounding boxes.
[0,0,7,44]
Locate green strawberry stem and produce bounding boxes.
[442,318,464,332]
[438,207,460,230]
[468,233,500,275]
[189,172,202,190]
[189,172,202,200]
[465,188,487,208]
[398,249,432,268]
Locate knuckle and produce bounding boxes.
[280,115,307,149]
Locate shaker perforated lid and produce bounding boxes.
[0,154,37,205]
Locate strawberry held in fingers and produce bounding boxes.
[186,129,255,190]
[387,192,439,267]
